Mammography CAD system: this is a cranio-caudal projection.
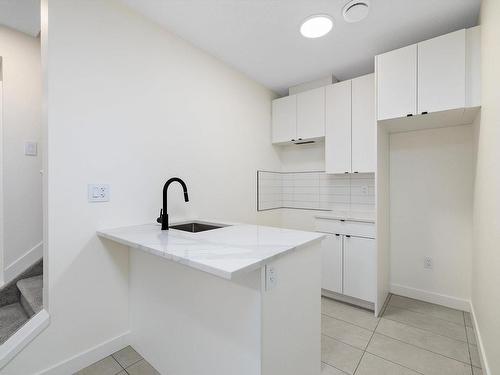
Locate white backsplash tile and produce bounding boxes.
[258,170,375,212]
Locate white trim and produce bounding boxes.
[37,331,130,375]
[0,309,50,370]
[469,302,491,375]
[3,241,43,284]
[390,283,470,311]
[0,80,4,285]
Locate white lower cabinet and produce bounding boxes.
[318,219,375,303]
[321,234,343,294]
[343,236,376,302]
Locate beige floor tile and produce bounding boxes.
[469,344,481,368]
[464,312,473,328]
[383,305,467,342]
[376,318,470,363]
[112,345,142,368]
[355,352,421,375]
[473,367,483,375]
[321,335,363,375]
[366,333,472,375]
[467,326,477,345]
[125,359,160,375]
[322,314,373,350]
[117,372,127,375]
[321,297,379,331]
[321,362,347,374]
[389,295,465,325]
[74,356,123,375]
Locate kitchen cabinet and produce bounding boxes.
[418,29,466,114]
[271,87,325,144]
[321,234,343,294]
[325,80,351,174]
[325,74,375,174]
[343,236,376,302]
[318,218,375,303]
[376,28,478,124]
[272,95,296,143]
[376,45,417,121]
[297,87,325,140]
[352,74,376,173]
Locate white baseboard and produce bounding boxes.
[4,241,43,284]
[390,283,470,311]
[469,302,491,375]
[37,331,130,375]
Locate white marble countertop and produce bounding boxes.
[315,210,375,223]
[97,220,325,280]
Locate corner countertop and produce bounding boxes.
[97,220,325,280]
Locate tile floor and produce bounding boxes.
[76,294,482,375]
[322,294,482,375]
[74,346,159,375]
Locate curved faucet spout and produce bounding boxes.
[158,177,189,230]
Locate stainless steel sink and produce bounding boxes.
[169,222,224,233]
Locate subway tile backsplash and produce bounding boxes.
[257,171,375,212]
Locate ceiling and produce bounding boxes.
[0,0,40,37]
[120,0,480,95]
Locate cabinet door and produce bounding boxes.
[325,81,351,174]
[343,236,375,302]
[352,74,375,173]
[321,234,343,294]
[297,87,325,140]
[376,44,417,120]
[418,29,466,114]
[272,95,296,143]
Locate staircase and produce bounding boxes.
[0,261,43,345]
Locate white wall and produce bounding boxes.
[0,26,42,284]
[389,125,474,309]
[1,0,282,373]
[470,0,500,373]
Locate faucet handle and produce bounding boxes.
[156,209,163,224]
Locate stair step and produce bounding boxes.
[0,303,28,344]
[16,275,43,317]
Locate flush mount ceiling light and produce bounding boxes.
[300,15,333,38]
[342,0,370,23]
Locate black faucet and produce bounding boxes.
[157,177,189,230]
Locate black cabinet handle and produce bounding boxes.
[421,111,428,115]
[354,171,359,174]
[345,235,351,238]
[407,114,413,117]
[344,171,349,174]
[291,139,295,142]
[335,234,340,237]
[340,219,345,222]
[298,138,303,140]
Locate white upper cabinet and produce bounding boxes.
[297,87,326,140]
[418,29,466,114]
[325,80,351,174]
[376,28,480,125]
[352,74,375,173]
[321,234,343,294]
[376,45,417,121]
[272,95,296,143]
[326,75,375,174]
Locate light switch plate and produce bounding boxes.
[88,184,110,202]
[24,141,38,156]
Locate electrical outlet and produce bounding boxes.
[88,184,110,202]
[424,257,433,270]
[265,265,277,291]
[361,185,369,195]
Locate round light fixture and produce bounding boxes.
[342,0,370,23]
[300,15,333,39]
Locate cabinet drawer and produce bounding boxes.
[315,218,375,238]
